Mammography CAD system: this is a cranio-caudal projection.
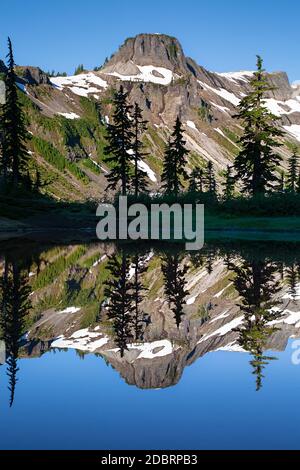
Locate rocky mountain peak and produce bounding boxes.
[102,33,189,75]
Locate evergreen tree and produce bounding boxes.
[104,86,134,195]
[297,171,300,194]
[131,253,148,341]
[161,253,189,328]
[205,160,217,197]
[228,257,282,390]
[188,167,204,193]
[131,102,149,196]
[104,252,134,357]
[74,64,85,75]
[205,249,216,275]
[234,56,283,196]
[285,264,298,301]
[161,117,188,195]
[222,165,235,200]
[0,255,31,406]
[1,38,30,187]
[278,170,285,194]
[286,146,299,194]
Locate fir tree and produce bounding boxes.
[104,252,134,357]
[234,56,283,196]
[74,64,85,75]
[278,170,285,194]
[205,160,217,197]
[188,167,204,193]
[161,117,188,195]
[228,257,282,390]
[104,86,133,195]
[222,165,235,200]
[0,255,31,406]
[131,102,149,197]
[285,264,298,301]
[161,253,189,328]
[297,171,300,194]
[131,253,148,341]
[1,38,30,187]
[286,146,299,194]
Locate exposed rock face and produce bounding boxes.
[15,66,50,85]
[102,34,189,75]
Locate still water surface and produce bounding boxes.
[0,239,299,449]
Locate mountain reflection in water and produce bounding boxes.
[1,240,300,406]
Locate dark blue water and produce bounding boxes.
[0,340,299,450]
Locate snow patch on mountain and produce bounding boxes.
[198,80,241,106]
[57,112,80,120]
[186,120,197,130]
[283,125,300,142]
[269,310,300,328]
[108,340,178,360]
[215,341,246,353]
[264,98,300,117]
[57,306,81,314]
[198,316,244,344]
[216,71,254,83]
[105,65,175,86]
[211,102,230,114]
[51,328,109,352]
[137,160,157,182]
[51,73,108,97]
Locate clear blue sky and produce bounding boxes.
[1,0,299,81]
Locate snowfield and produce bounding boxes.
[198,316,244,344]
[51,73,108,97]
[216,71,254,83]
[57,112,80,120]
[57,307,81,314]
[137,159,157,182]
[264,97,300,117]
[105,65,176,86]
[198,80,241,106]
[51,328,110,353]
[108,339,178,360]
[186,120,197,130]
[283,124,300,142]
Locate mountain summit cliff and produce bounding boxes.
[102,33,189,75]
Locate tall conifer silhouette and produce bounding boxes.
[131,253,148,341]
[161,253,189,328]
[228,257,282,390]
[286,146,299,194]
[223,165,235,199]
[104,252,134,357]
[234,56,283,196]
[1,38,30,187]
[189,167,204,193]
[104,86,133,195]
[205,161,217,197]
[0,255,31,406]
[161,117,188,195]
